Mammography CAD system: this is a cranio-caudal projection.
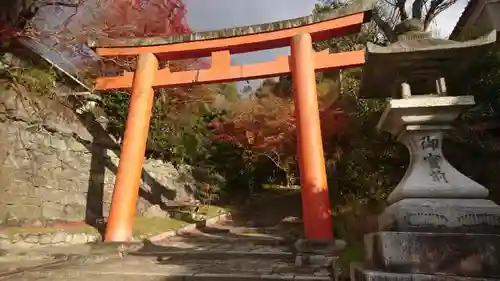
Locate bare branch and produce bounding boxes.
[372,9,397,42]
[41,1,80,8]
[423,0,457,30]
[0,0,83,36]
[412,0,425,20]
[396,0,408,21]
[424,0,444,27]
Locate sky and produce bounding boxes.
[182,0,470,90]
[183,0,319,90]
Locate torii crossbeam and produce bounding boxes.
[90,0,374,242]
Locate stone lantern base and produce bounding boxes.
[351,96,500,281]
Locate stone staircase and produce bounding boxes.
[4,217,342,281]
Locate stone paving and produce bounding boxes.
[0,232,101,249]
[0,230,332,281]
[0,256,54,274]
[1,251,330,281]
[0,191,334,281]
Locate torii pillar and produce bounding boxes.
[104,53,159,241]
[291,33,333,240]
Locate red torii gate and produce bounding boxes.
[90,2,373,242]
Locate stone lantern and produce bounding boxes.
[352,20,500,281]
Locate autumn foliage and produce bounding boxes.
[91,0,213,75]
[211,94,349,160]
[94,0,190,38]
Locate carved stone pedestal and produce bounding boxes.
[293,238,346,275]
[351,96,500,281]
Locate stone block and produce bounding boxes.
[294,254,336,268]
[294,276,330,281]
[187,273,259,281]
[4,204,41,221]
[67,138,88,152]
[1,193,41,206]
[31,175,50,187]
[61,193,87,206]
[294,239,346,254]
[364,232,500,277]
[63,204,86,221]
[48,136,68,150]
[351,263,500,281]
[378,199,500,233]
[23,233,40,243]
[57,179,84,191]
[41,202,65,220]
[36,187,65,202]
[145,205,169,218]
[39,233,56,244]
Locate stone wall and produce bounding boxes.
[0,82,197,226]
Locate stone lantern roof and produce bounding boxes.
[359,19,496,99]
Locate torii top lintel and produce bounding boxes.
[92,0,374,91]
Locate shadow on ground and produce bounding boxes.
[227,189,303,226]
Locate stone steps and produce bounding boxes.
[19,270,332,281]
[152,256,329,275]
[165,228,291,246]
[0,254,92,279]
[168,235,289,246]
[0,241,337,281]
[132,232,294,259]
[76,226,335,281]
[0,192,329,281]
[139,250,294,260]
[8,251,334,281]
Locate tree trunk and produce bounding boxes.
[0,0,78,38]
[0,0,38,32]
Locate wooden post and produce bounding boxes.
[290,33,333,240]
[104,53,158,242]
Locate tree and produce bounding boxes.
[314,0,499,208]
[0,0,81,39]
[455,43,500,118]
[0,0,190,39]
[0,0,218,168]
[83,0,189,39]
[210,83,240,103]
[443,36,500,203]
[0,0,196,73]
[301,1,411,206]
[211,87,348,189]
[317,0,459,42]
